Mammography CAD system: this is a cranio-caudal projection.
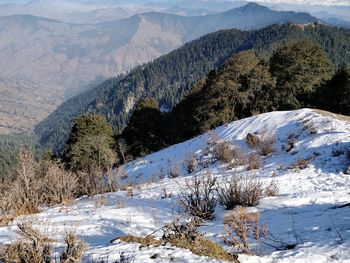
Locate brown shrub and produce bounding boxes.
[264,181,279,197]
[216,174,264,210]
[212,141,237,164]
[59,231,88,263]
[185,154,198,174]
[290,158,309,170]
[247,154,262,170]
[0,150,92,225]
[168,164,181,178]
[246,133,276,156]
[258,133,276,156]
[179,171,217,220]
[0,222,87,263]
[223,208,266,254]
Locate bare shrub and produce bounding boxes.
[0,151,81,224]
[212,141,237,164]
[0,222,87,263]
[59,231,88,263]
[286,133,296,152]
[185,154,198,174]
[290,158,309,170]
[303,121,318,134]
[247,153,262,170]
[38,161,79,205]
[246,133,276,156]
[216,174,264,210]
[179,171,217,220]
[257,133,276,156]
[223,208,266,254]
[264,181,279,197]
[168,164,181,178]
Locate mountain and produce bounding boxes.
[253,0,350,5]
[0,3,318,90]
[0,78,63,134]
[2,109,350,261]
[34,23,350,153]
[0,3,319,134]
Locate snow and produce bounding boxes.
[0,108,349,262]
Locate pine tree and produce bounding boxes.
[269,40,334,109]
[62,114,116,172]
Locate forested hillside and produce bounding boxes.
[35,23,350,153]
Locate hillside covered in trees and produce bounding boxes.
[121,40,350,158]
[35,23,350,153]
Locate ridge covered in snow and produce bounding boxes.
[0,109,349,262]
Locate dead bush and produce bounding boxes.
[246,133,276,156]
[38,161,79,206]
[59,231,88,263]
[212,141,237,164]
[184,154,198,174]
[216,174,264,210]
[257,133,276,156]
[264,181,279,197]
[0,222,87,263]
[290,158,309,170]
[0,151,82,225]
[168,164,181,178]
[247,153,262,170]
[223,208,266,254]
[179,171,217,220]
[286,133,296,152]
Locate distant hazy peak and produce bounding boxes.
[253,0,350,6]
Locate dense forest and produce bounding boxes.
[35,23,350,154]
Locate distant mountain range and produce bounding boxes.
[0,3,318,91]
[0,3,319,133]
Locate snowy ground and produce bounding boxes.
[0,109,349,262]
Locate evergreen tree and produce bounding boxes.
[121,98,165,157]
[269,40,334,109]
[62,114,116,172]
[318,68,350,115]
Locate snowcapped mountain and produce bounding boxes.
[255,0,350,6]
[0,109,349,262]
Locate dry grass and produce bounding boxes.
[119,219,238,262]
[223,208,266,254]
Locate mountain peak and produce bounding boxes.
[238,2,269,12]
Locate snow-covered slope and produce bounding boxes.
[0,109,349,262]
[255,0,350,6]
